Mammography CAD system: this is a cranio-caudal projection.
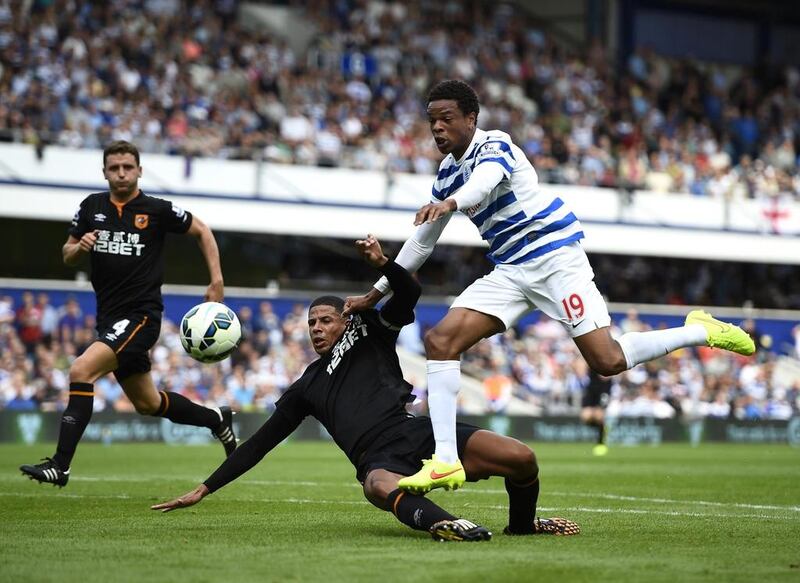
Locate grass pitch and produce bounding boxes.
[1,441,798,583]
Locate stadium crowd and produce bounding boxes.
[1,292,797,421]
[1,0,798,202]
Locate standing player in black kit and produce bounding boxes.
[152,235,580,542]
[20,140,236,488]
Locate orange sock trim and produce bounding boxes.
[68,391,94,397]
[509,475,539,488]
[156,390,170,416]
[392,491,405,516]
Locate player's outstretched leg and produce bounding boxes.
[151,391,238,457]
[407,310,502,494]
[606,310,755,375]
[20,458,70,487]
[685,310,756,355]
[398,360,466,494]
[364,470,489,542]
[124,372,238,458]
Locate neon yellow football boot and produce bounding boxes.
[685,310,755,356]
[398,456,466,495]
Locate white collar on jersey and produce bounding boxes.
[453,128,487,164]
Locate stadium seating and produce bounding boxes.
[0,1,796,199]
[0,292,796,420]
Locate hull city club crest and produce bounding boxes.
[134,214,149,229]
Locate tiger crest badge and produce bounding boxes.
[134,214,149,229]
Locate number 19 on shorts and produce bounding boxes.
[561,294,584,322]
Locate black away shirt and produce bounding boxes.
[69,191,192,323]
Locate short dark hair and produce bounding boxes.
[103,140,140,167]
[309,295,345,314]
[427,79,480,118]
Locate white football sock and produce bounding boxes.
[426,360,461,464]
[617,325,707,369]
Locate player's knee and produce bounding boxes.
[133,398,160,416]
[364,478,391,511]
[69,358,96,383]
[424,328,457,360]
[511,443,538,479]
[586,352,626,376]
[362,473,393,510]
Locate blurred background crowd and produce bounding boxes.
[1,291,798,420]
[1,0,798,421]
[1,0,798,201]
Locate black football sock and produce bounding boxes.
[505,476,540,534]
[154,391,220,429]
[591,420,606,444]
[585,418,605,444]
[53,382,95,470]
[386,489,456,531]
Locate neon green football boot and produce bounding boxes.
[685,310,755,356]
[398,456,466,495]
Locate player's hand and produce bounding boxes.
[205,280,224,302]
[355,234,388,268]
[151,484,209,513]
[343,289,383,317]
[78,231,99,253]
[414,199,456,226]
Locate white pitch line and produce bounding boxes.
[0,491,131,500]
[4,474,798,514]
[459,489,800,513]
[3,491,798,521]
[549,491,800,513]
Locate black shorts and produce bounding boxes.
[582,372,611,408]
[97,312,161,382]
[356,416,481,483]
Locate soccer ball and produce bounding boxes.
[179,302,242,363]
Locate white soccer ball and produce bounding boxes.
[179,301,242,363]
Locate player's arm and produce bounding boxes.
[343,218,447,315]
[350,235,421,326]
[186,215,224,302]
[415,161,506,224]
[150,407,303,512]
[62,233,97,266]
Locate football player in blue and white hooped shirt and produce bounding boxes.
[345,80,755,496]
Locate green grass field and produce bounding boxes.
[1,441,798,583]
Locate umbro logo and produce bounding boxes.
[94,213,107,222]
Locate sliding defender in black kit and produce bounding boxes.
[152,234,579,542]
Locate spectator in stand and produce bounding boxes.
[483,360,514,414]
[37,293,59,345]
[15,292,43,353]
[57,297,83,342]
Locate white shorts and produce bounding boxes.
[450,242,611,338]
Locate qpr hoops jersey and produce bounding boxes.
[68,191,192,322]
[432,128,584,265]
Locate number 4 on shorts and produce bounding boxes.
[113,319,130,335]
